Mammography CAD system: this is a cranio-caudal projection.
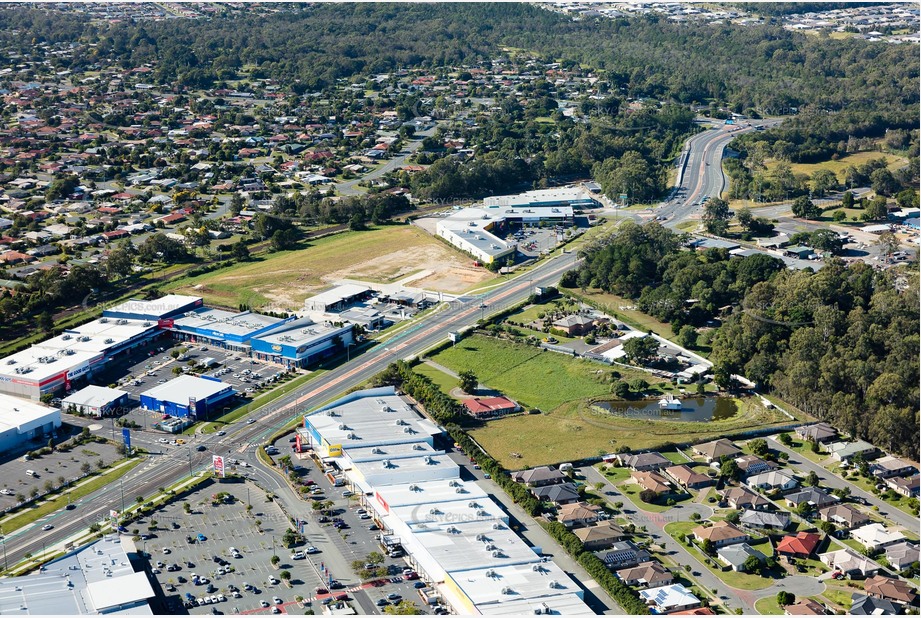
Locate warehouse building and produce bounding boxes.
[303,283,373,313]
[0,392,61,454]
[139,375,235,420]
[251,318,354,369]
[297,387,593,615]
[102,294,203,322]
[483,187,598,210]
[61,385,129,418]
[0,316,159,400]
[170,307,294,353]
[0,535,153,614]
[436,204,573,264]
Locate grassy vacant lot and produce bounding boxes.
[430,335,627,412]
[565,289,678,343]
[754,594,784,615]
[764,150,908,181]
[167,225,492,310]
[413,363,459,396]
[469,395,788,469]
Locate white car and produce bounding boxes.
[231,591,241,599]
[158,438,169,444]
[41,524,53,531]
[305,546,320,554]
[260,600,270,608]
[0,489,13,495]
[268,576,279,585]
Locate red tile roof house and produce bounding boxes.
[776,532,822,559]
[462,396,520,420]
[0,250,34,264]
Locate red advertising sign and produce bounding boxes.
[295,433,302,453]
[375,491,389,514]
[157,318,175,329]
[213,455,225,478]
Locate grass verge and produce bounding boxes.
[2,458,144,534]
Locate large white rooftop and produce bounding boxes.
[172,308,284,338]
[356,453,458,487]
[0,393,60,433]
[345,441,441,463]
[0,535,152,615]
[448,562,586,612]
[140,375,232,403]
[306,391,441,449]
[61,385,127,409]
[402,519,543,574]
[0,346,102,383]
[483,186,595,208]
[372,478,490,509]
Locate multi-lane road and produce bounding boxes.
[1,250,580,568]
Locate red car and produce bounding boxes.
[403,572,419,581]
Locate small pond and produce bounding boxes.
[593,396,739,422]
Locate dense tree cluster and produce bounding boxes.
[710,262,919,459]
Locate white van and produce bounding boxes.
[26,469,37,476]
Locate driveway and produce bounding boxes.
[768,436,918,531]
[580,466,754,614]
[335,126,436,196]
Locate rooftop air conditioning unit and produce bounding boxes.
[327,410,338,417]
[381,460,392,468]
[338,424,348,430]
[446,526,458,534]
[500,585,511,594]
[403,427,414,434]
[104,338,114,344]
[100,317,108,323]
[408,484,419,491]
[475,534,485,542]
[412,444,425,450]
[448,480,459,487]
[371,448,384,455]
[468,502,479,509]
[143,322,151,327]
[62,334,71,340]
[429,508,440,515]
[423,456,433,464]
[381,406,393,413]
[395,419,406,426]
[455,487,465,494]
[492,523,504,530]
[548,581,559,589]
[532,564,541,572]
[477,510,489,517]
[346,433,356,440]
[540,603,551,614]
[5,359,14,365]
[485,570,496,578]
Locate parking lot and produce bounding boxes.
[144,480,332,615]
[94,341,288,431]
[506,224,574,258]
[262,433,440,614]
[0,427,121,512]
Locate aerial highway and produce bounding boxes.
[1,119,750,569]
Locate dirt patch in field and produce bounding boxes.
[324,243,494,293]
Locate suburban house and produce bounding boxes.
[615,561,673,588]
[850,523,906,552]
[511,466,566,487]
[573,522,626,550]
[849,595,898,616]
[717,543,766,572]
[735,454,776,476]
[819,548,882,578]
[639,584,700,613]
[693,438,741,463]
[616,451,670,471]
[595,540,650,570]
[819,503,870,530]
[557,501,602,528]
[785,487,837,510]
[885,474,920,498]
[795,422,838,444]
[531,482,581,505]
[631,470,672,495]
[784,599,829,615]
[665,464,713,490]
[669,609,715,616]
[825,439,877,463]
[551,314,595,336]
[740,509,791,531]
[863,575,918,606]
[884,541,920,572]
[745,469,798,492]
[776,532,822,559]
[722,486,772,511]
[462,396,520,419]
[869,456,916,479]
[693,521,749,548]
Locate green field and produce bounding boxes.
[764,150,908,182]
[430,335,622,412]
[754,594,785,615]
[166,225,492,310]
[413,363,459,395]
